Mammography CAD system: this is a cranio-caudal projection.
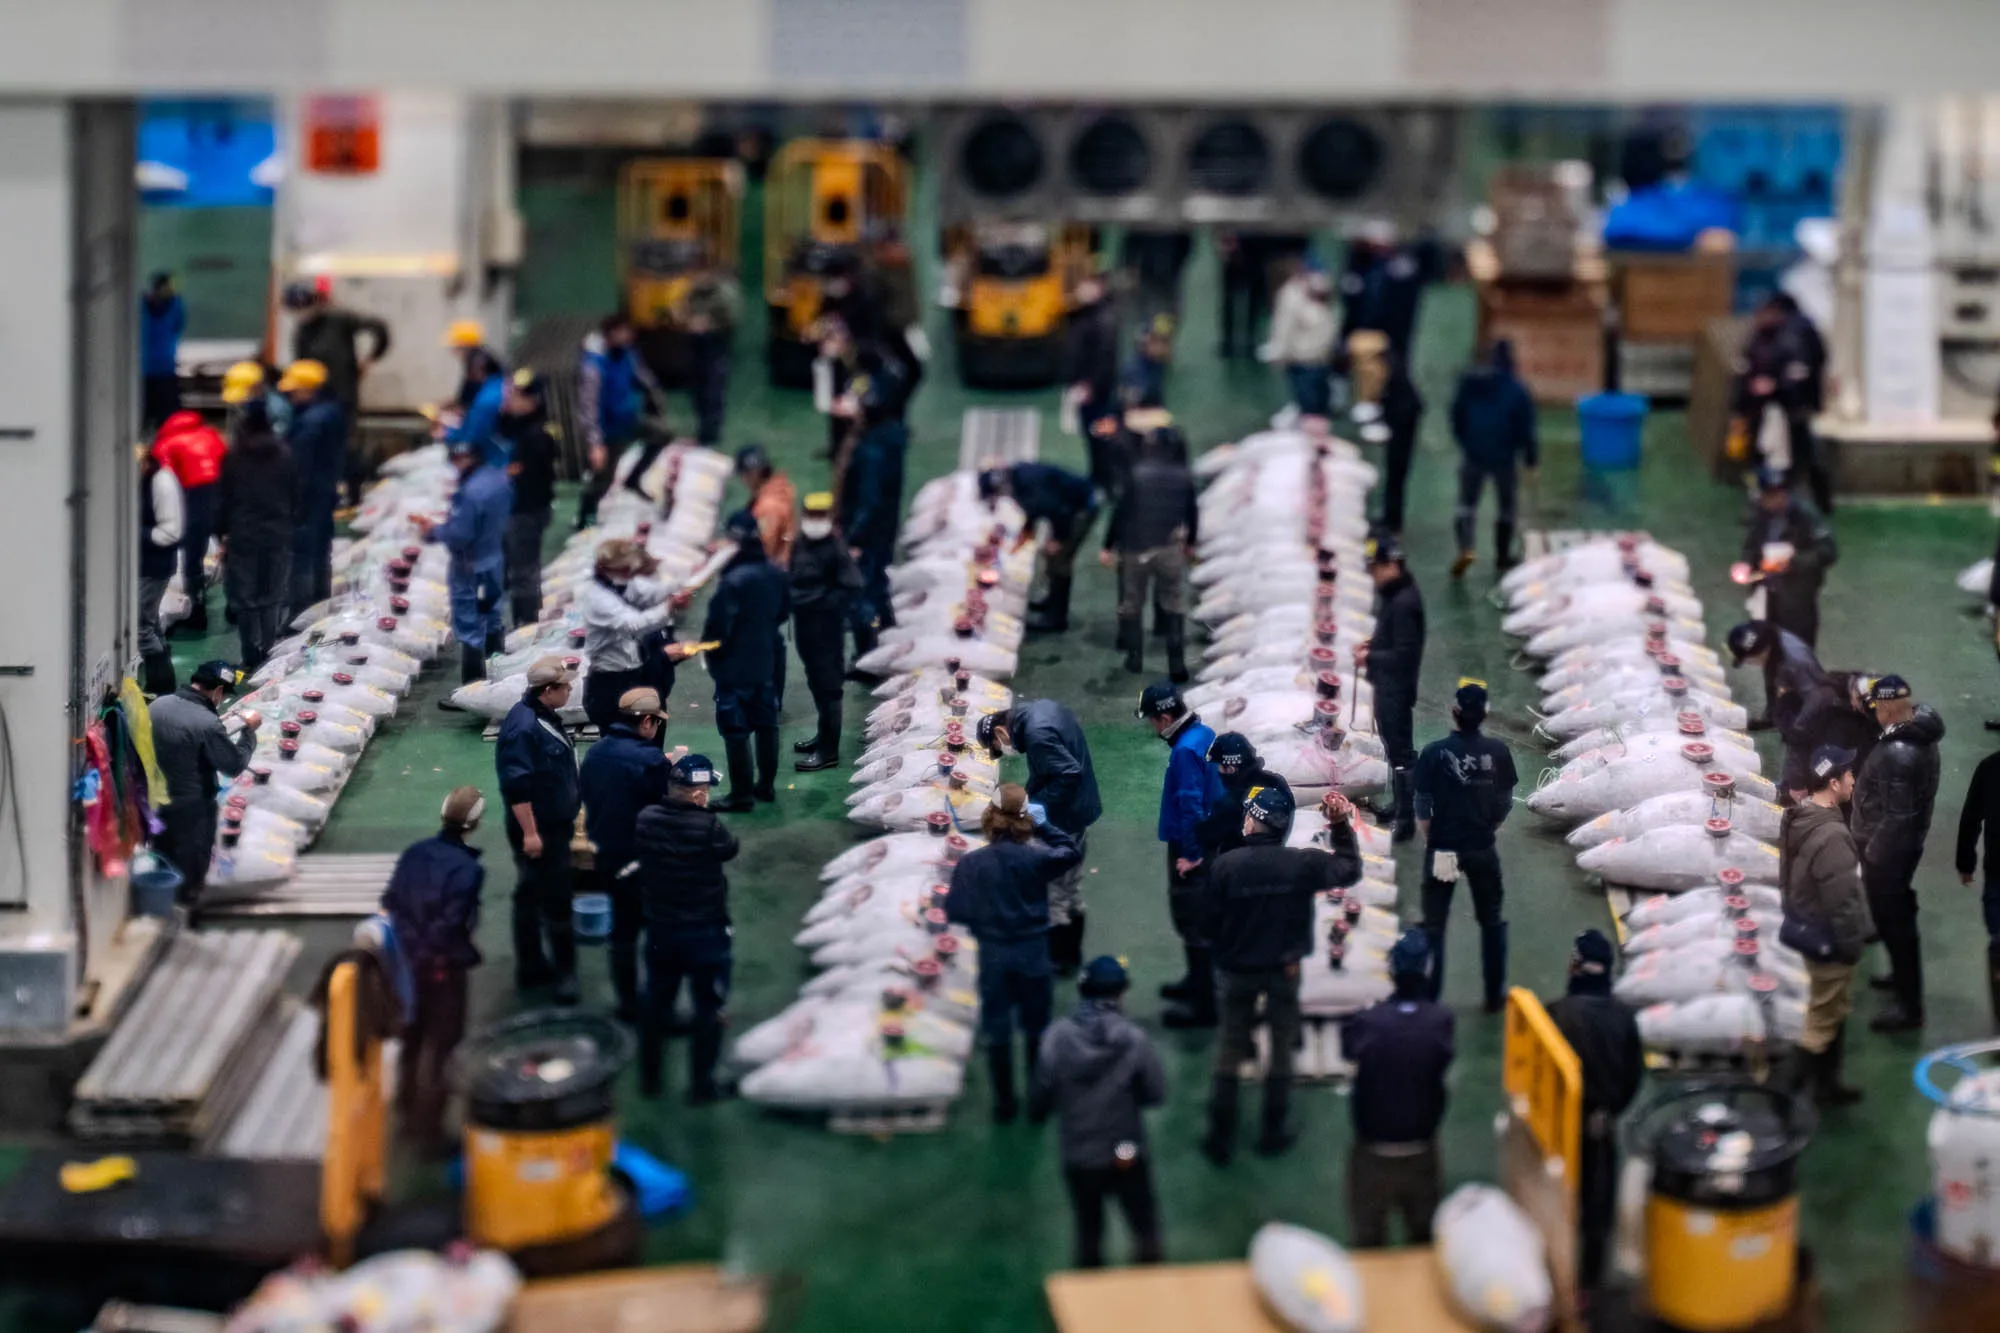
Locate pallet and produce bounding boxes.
[201,852,400,919]
[827,1103,951,1136]
[1237,1015,1353,1085]
[482,719,600,743]
[209,1000,401,1161]
[958,407,1040,470]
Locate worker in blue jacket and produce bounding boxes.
[577,313,667,527]
[703,509,792,812]
[1449,338,1539,577]
[976,698,1103,973]
[1137,680,1222,1028]
[578,687,672,1022]
[836,369,909,662]
[381,785,487,1151]
[1340,930,1456,1244]
[980,461,1100,634]
[443,333,508,466]
[417,437,514,685]
[495,657,583,1002]
[946,784,1084,1122]
[280,359,348,612]
[140,271,186,431]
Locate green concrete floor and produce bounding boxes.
[113,244,2000,1331]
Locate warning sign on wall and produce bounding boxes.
[304,96,381,175]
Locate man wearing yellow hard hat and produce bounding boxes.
[278,359,345,609]
[441,319,508,466]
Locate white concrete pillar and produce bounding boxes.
[0,99,140,1035]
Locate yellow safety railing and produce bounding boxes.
[1503,986,1583,1191]
[320,961,388,1266]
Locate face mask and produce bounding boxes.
[801,518,834,540]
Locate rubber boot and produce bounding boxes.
[796,699,843,771]
[1163,947,1218,1028]
[1255,1076,1297,1157]
[1479,920,1509,1014]
[1153,601,1170,639]
[1421,924,1447,1002]
[184,598,209,636]
[687,1021,724,1105]
[1119,616,1144,674]
[1391,768,1416,844]
[1048,911,1086,977]
[1495,520,1519,573]
[549,918,579,1006]
[714,735,758,812]
[753,727,780,802]
[460,643,486,685]
[1026,576,1072,634]
[1201,1075,1240,1166]
[1160,943,1202,1001]
[1814,1025,1864,1108]
[1164,614,1190,685]
[988,1041,1019,1123]
[1450,515,1476,578]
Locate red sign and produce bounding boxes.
[304,96,381,175]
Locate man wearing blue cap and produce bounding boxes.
[1546,930,1643,1291]
[1412,681,1519,1011]
[1737,466,1836,648]
[1200,781,1362,1164]
[630,751,740,1102]
[1852,674,1944,1033]
[1031,956,1167,1268]
[1341,929,1455,1246]
[1137,681,1222,1028]
[704,508,792,812]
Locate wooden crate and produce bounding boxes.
[1612,249,1736,343]
[1475,279,1608,405]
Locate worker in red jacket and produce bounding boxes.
[152,411,229,634]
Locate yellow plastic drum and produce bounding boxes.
[453,1010,632,1254]
[1641,1085,1809,1331]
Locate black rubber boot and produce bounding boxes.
[1163,947,1217,1028]
[687,1022,724,1105]
[715,736,758,812]
[1479,920,1509,1015]
[1814,1026,1864,1108]
[460,643,486,685]
[1119,616,1144,674]
[796,698,843,771]
[549,920,579,1006]
[753,727,780,802]
[1201,1075,1240,1166]
[1495,520,1518,572]
[1048,911,1086,977]
[1026,576,1072,634]
[1255,1077,1297,1157]
[1164,614,1190,685]
[183,599,209,636]
[988,1042,1019,1123]
[1391,768,1416,844]
[1160,943,1203,1001]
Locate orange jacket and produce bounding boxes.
[152,411,228,490]
[752,471,798,568]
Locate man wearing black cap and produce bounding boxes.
[1779,744,1871,1106]
[495,656,584,1002]
[1342,929,1455,1246]
[497,370,559,628]
[1200,782,1363,1164]
[148,660,260,902]
[1851,675,1945,1033]
[1197,733,1293,865]
[631,752,740,1103]
[790,490,862,772]
[1031,955,1168,1269]
[1546,930,1643,1291]
[1102,424,1198,681]
[1727,618,1831,740]
[1357,535,1425,841]
[579,687,674,1021]
[704,508,791,812]
[980,461,1099,635]
[1137,682,1222,1028]
[1737,467,1837,649]
[978,700,1102,974]
[1412,681,1519,1012]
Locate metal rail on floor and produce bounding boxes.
[202,853,402,919]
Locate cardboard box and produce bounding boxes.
[1613,250,1736,343]
[1477,280,1608,405]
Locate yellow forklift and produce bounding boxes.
[941,221,1098,387]
[616,157,743,384]
[764,139,911,386]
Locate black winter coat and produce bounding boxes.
[1546,987,1643,1122]
[944,826,1082,944]
[1197,764,1293,864]
[1063,300,1121,403]
[1103,455,1196,553]
[1851,705,1945,873]
[1742,498,1836,640]
[214,430,298,554]
[789,533,863,615]
[702,543,791,690]
[1007,699,1103,836]
[1366,572,1425,700]
[632,796,740,930]
[498,415,558,519]
[1202,826,1361,972]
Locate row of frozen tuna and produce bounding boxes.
[1187,424,1400,1017]
[730,470,1040,1113]
[439,444,735,723]
[1502,535,1804,1055]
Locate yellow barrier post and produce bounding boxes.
[1501,986,1586,1332]
[320,961,388,1267]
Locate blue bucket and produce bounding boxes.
[573,892,613,942]
[130,852,183,918]
[1577,392,1648,471]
